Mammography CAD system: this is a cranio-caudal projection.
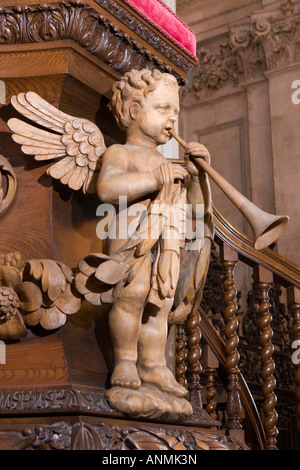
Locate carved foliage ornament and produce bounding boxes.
[229,0,300,77]
[0,1,150,74]
[0,420,249,450]
[184,0,300,103]
[0,252,82,340]
[181,45,241,105]
[0,1,190,81]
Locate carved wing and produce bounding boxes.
[7,92,107,194]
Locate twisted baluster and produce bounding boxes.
[255,266,278,450]
[187,307,202,408]
[287,287,300,434]
[221,245,243,431]
[175,324,187,387]
[205,368,218,420]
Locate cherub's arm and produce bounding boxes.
[97,145,160,205]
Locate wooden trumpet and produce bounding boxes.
[169,130,289,251]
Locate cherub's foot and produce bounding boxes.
[138,365,187,397]
[111,360,141,390]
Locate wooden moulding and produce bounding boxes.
[0,0,197,85]
[0,415,249,450]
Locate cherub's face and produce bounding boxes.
[132,80,180,147]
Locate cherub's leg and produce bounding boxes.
[109,255,151,390]
[137,299,187,397]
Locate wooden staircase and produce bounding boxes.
[179,203,300,450]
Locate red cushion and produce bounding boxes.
[121,0,197,60]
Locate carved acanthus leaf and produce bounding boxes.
[229,0,300,78]
[183,0,300,102]
[20,259,82,329]
[0,253,82,339]
[75,253,127,306]
[0,1,191,82]
[72,421,249,450]
[0,419,249,450]
[181,44,241,105]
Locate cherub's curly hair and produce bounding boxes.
[109,69,179,129]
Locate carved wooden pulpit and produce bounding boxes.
[0,0,250,450]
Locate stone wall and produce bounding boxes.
[178,0,300,266]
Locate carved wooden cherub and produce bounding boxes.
[8,69,213,418]
[96,69,212,398]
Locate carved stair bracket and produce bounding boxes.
[0,155,17,218]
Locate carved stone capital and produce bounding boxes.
[229,0,300,79]
[228,26,267,82]
[183,0,300,103]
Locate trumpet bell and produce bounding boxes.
[240,199,290,250]
[169,130,290,251]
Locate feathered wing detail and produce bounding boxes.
[7,91,107,193]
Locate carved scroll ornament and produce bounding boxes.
[0,419,249,450]
[183,0,300,104]
[0,155,17,217]
[0,1,191,82]
[229,0,300,78]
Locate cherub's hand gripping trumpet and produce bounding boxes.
[169,129,289,251]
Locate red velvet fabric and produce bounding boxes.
[121,0,197,60]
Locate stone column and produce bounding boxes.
[265,64,300,262]
[242,78,275,215]
[229,0,300,263]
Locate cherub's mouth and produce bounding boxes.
[164,128,172,138]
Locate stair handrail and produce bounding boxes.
[213,203,300,288]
